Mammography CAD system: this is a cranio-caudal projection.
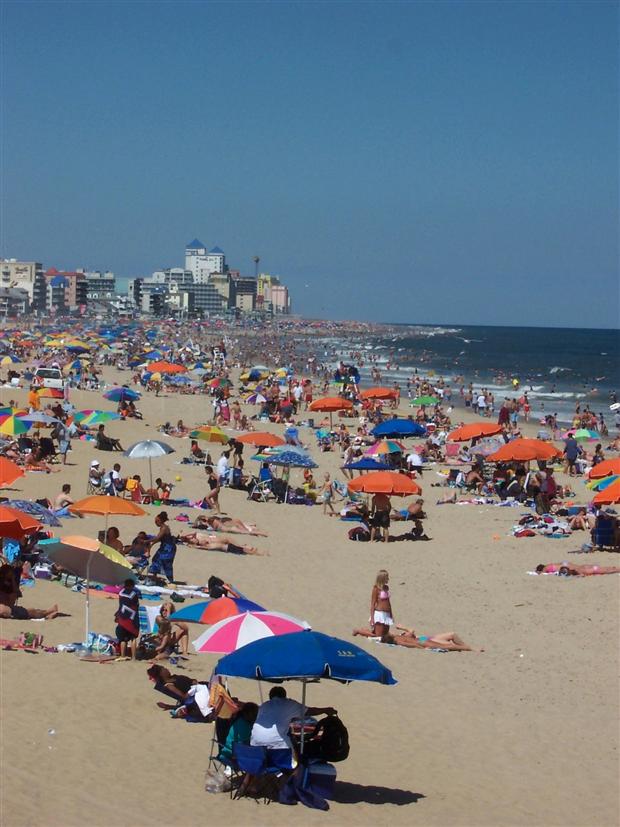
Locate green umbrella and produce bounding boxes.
[411,395,439,406]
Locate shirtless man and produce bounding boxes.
[179,531,265,556]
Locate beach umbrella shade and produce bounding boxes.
[372,419,427,438]
[236,431,286,447]
[411,395,439,406]
[170,596,266,625]
[189,426,229,444]
[5,500,62,526]
[37,535,132,643]
[348,470,422,496]
[68,495,146,533]
[447,422,503,442]
[588,458,620,480]
[487,439,561,463]
[103,387,141,403]
[359,387,397,400]
[214,630,397,751]
[364,440,405,456]
[0,415,32,436]
[146,361,187,374]
[0,505,42,539]
[0,457,25,487]
[192,611,311,654]
[591,479,620,505]
[123,439,175,489]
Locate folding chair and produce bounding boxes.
[247,478,273,502]
[232,744,293,803]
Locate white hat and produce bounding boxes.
[90,459,100,467]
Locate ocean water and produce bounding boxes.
[331,325,620,425]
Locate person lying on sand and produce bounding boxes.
[535,562,620,576]
[0,564,60,619]
[354,624,482,651]
[178,531,266,556]
[192,514,268,536]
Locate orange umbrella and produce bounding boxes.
[448,422,503,442]
[591,478,620,505]
[348,471,421,496]
[0,457,25,488]
[588,458,620,480]
[146,361,187,374]
[0,505,42,539]
[309,397,353,413]
[69,495,146,532]
[359,387,397,400]
[236,432,286,447]
[487,439,561,462]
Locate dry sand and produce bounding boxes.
[1,368,618,827]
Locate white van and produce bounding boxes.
[33,367,64,390]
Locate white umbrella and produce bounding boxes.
[123,439,174,489]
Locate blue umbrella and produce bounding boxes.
[342,457,390,471]
[372,419,427,438]
[268,451,317,469]
[103,386,141,402]
[214,630,396,685]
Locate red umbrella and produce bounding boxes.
[0,505,42,539]
[348,471,421,496]
[447,422,503,442]
[0,457,25,488]
[592,478,620,505]
[359,387,397,400]
[588,458,620,480]
[487,439,561,462]
[237,432,286,447]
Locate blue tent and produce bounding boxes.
[372,419,427,438]
[214,630,396,685]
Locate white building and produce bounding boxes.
[0,259,43,302]
[185,239,226,280]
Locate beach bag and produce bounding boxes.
[305,716,350,763]
[137,633,158,660]
[86,632,116,655]
[348,526,370,542]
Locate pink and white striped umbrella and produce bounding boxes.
[192,611,311,654]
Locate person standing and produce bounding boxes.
[370,492,391,542]
[148,512,177,583]
[563,434,582,476]
[353,569,394,639]
[115,578,141,660]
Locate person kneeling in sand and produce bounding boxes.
[354,623,481,651]
[179,531,266,556]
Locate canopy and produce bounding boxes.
[447,422,503,442]
[372,419,426,438]
[348,471,421,496]
[214,630,397,685]
[487,439,561,462]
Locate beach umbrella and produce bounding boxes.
[371,419,426,438]
[268,450,317,469]
[411,395,439,406]
[364,440,405,456]
[209,377,233,389]
[123,439,175,489]
[192,611,311,654]
[78,410,121,427]
[468,437,505,457]
[170,596,265,625]
[5,500,62,526]
[35,387,64,399]
[189,426,229,444]
[487,439,561,463]
[0,457,25,487]
[0,355,19,365]
[0,415,32,436]
[37,535,132,643]
[236,431,285,447]
[359,387,397,400]
[591,479,620,505]
[309,396,354,428]
[447,422,503,442]
[588,459,620,479]
[68,495,146,533]
[348,470,422,496]
[0,505,42,539]
[103,387,141,403]
[214,630,396,751]
[244,392,267,405]
[586,475,620,492]
[145,360,187,374]
[572,429,599,442]
[17,412,61,425]
[342,457,390,471]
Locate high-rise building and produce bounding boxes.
[0,259,43,304]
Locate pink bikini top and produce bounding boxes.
[378,589,390,599]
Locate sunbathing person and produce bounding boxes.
[0,564,60,619]
[567,508,595,531]
[535,562,620,576]
[371,625,480,651]
[179,531,265,556]
[192,514,268,536]
[390,498,428,538]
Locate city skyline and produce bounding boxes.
[1,1,618,328]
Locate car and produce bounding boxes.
[33,367,64,390]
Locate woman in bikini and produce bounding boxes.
[179,531,265,556]
[381,626,482,652]
[536,562,620,576]
[192,515,268,536]
[353,569,394,638]
[152,601,189,659]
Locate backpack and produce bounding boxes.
[306,716,350,763]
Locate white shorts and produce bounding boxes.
[373,611,393,627]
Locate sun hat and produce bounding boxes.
[90,459,100,467]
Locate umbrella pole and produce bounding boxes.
[149,456,153,491]
[299,679,307,755]
[85,555,91,646]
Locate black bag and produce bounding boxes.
[348,526,370,542]
[137,633,158,660]
[207,576,228,599]
[305,716,350,763]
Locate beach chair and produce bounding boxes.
[231,744,293,802]
[591,515,618,550]
[247,478,273,503]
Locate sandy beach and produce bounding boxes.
[1,360,618,827]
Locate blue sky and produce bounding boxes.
[1,0,618,327]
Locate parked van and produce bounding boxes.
[33,367,64,390]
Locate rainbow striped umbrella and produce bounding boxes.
[365,440,405,456]
[170,597,265,625]
[0,415,32,436]
[193,611,310,654]
[586,474,620,491]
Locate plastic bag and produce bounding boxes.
[204,767,232,794]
